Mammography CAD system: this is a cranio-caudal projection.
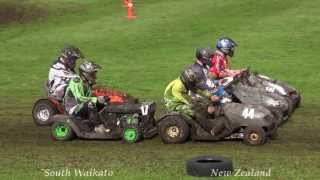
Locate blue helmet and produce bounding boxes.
[216,37,238,57]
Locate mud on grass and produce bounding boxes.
[0,2,48,25]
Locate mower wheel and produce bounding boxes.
[159,115,189,144]
[243,126,267,146]
[32,99,58,126]
[122,127,141,143]
[51,121,76,141]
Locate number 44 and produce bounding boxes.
[242,108,255,119]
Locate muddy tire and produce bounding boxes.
[243,126,267,146]
[159,115,190,144]
[32,99,58,126]
[51,121,76,141]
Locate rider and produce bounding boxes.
[210,37,244,79]
[164,47,223,133]
[47,45,83,100]
[191,47,227,99]
[164,68,220,119]
[63,60,108,133]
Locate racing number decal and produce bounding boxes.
[242,108,255,119]
[140,105,149,116]
[265,86,275,93]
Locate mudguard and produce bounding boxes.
[158,112,191,124]
[50,115,83,137]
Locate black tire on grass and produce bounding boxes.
[186,155,233,177]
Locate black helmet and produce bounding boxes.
[79,60,101,85]
[180,68,198,91]
[196,47,213,66]
[61,44,83,69]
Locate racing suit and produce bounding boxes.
[164,62,228,136]
[210,50,240,78]
[164,78,221,133]
[63,77,100,125]
[164,78,194,117]
[190,61,217,93]
[164,61,216,115]
[48,59,77,100]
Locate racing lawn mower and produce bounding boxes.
[50,101,157,143]
[220,70,291,126]
[225,69,301,125]
[32,87,157,143]
[32,87,138,126]
[245,70,301,109]
[158,96,278,146]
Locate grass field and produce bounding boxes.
[0,0,320,179]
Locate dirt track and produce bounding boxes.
[0,2,48,24]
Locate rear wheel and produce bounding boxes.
[32,99,58,126]
[243,126,267,146]
[51,121,76,141]
[159,115,190,144]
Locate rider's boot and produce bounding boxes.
[88,102,108,133]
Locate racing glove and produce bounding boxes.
[97,96,109,105]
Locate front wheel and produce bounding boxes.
[243,126,267,146]
[32,99,58,126]
[122,127,141,143]
[159,115,190,144]
[51,121,76,141]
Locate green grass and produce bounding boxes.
[0,0,320,179]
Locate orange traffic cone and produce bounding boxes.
[126,0,136,19]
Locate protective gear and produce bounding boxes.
[63,77,98,115]
[210,49,243,78]
[164,78,195,117]
[180,63,217,94]
[64,78,102,129]
[79,60,101,86]
[196,47,213,66]
[47,60,78,100]
[180,68,198,91]
[216,37,237,57]
[60,45,83,70]
[97,96,108,105]
[61,45,83,59]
